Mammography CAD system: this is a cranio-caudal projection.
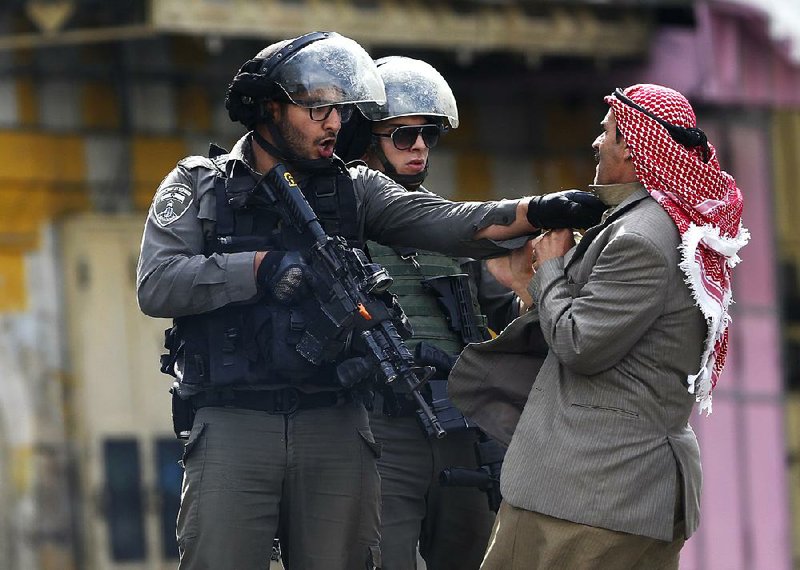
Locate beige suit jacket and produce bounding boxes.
[450,189,706,541]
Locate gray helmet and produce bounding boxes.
[357,56,459,129]
[226,31,386,128]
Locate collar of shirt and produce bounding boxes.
[225,133,262,179]
[589,181,645,223]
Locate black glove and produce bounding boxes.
[257,250,309,303]
[526,190,606,230]
[336,356,375,388]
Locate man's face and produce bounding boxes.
[269,100,343,160]
[369,115,430,177]
[592,109,637,185]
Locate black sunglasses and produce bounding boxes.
[373,124,441,150]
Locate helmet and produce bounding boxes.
[357,56,459,129]
[226,31,386,128]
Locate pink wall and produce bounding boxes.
[681,121,789,570]
[612,2,796,567]
[631,2,800,107]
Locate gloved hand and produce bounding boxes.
[526,190,606,230]
[257,250,309,303]
[336,356,375,388]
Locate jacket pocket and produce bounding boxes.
[571,402,639,419]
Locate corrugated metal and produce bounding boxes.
[150,0,652,59]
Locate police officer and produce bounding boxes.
[136,31,605,570]
[336,56,519,570]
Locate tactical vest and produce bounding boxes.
[366,241,488,355]
[163,152,361,393]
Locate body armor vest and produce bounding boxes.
[366,241,487,355]
[368,241,489,427]
[163,152,361,394]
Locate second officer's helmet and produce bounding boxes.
[357,56,459,130]
[225,31,386,129]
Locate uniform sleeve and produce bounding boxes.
[530,233,669,375]
[136,164,258,318]
[353,166,520,258]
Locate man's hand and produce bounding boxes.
[486,237,539,307]
[527,190,606,230]
[533,229,575,270]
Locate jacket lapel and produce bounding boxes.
[564,191,649,273]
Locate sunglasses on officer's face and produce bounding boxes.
[373,124,441,151]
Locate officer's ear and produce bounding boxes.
[263,99,281,123]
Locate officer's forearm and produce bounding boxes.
[474,199,534,240]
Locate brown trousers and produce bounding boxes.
[481,502,685,570]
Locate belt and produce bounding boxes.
[191,387,348,414]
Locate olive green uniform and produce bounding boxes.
[367,217,518,570]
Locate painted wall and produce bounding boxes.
[0,2,797,568]
[610,1,800,567]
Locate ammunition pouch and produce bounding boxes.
[161,301,340,391]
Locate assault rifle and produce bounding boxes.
[258,163,446,438]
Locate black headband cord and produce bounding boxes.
[613,88,710,163]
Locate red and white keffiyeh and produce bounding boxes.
[606,84,750,415]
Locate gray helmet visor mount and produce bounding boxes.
[271,34,386,109]
[357,56,459,129]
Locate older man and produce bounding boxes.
[452,83,749,569]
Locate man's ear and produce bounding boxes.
[623,144,633,161]
[263,100,280,122]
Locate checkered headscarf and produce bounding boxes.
[606,84,750,415]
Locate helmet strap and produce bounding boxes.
[370,140,428,190]
[252,117,338,174]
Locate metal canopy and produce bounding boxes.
[150,0,652,59]
[0,0,682,60]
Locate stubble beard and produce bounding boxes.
[276,114,312,160]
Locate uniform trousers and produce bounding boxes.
[177,402,381,570]
[480,502,685,570]
[370,411,495,570]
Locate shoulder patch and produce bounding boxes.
[153,183,193,227]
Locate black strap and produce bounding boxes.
[612,88,710,163]
[214,168,235,239]
[191,387,348,414]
